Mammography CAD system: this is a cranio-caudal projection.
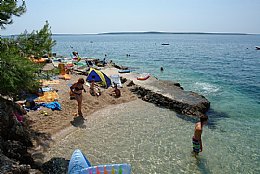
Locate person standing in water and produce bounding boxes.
[192,115,208,156]
[70,78,86,116]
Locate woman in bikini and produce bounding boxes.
[70,78,86,116]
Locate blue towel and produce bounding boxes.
[40,101,61,111]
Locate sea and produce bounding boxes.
[48,34,260,174]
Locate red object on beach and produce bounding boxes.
[137,73,150,80]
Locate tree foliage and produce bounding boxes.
[0,40,40,99]
[16,21,56,57]
[0,0,26,29]
[0,1,56,100]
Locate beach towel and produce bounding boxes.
[58,74,71,80]
[35,91,59,102]
[40,87,52,92]
[40,101,61,111]
[40,80,60,86]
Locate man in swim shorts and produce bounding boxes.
[192,115,208,156]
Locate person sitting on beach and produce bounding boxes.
[89,80,101,96]
[192,115,208,157]
[110,84,121,98]
[70,78,86,116]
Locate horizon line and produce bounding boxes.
[55,31,255,35]
[2,31,260,37]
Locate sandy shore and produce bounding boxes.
[26,70,137,138]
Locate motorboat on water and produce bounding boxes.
[256,46,260,50]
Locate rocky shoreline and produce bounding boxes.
[103,67,210,117]
[130,84,209,117]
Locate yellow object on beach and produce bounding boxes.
[32,58,46,63]
[58,74,71,80]
[40,80,60,86]
[35,91,59,102]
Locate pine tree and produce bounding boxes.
[17,21,56,58]
[0,0,26,29]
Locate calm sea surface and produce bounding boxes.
[48,34,260,173]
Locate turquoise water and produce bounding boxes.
[51,34,260,173]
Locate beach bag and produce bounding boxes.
[25,99,36,109]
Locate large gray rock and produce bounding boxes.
[130,80,210,117]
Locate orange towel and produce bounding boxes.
[35,91,59,102]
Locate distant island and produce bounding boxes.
[5,32,254,37]
[97,31,250,35]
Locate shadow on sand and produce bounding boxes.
[70,115,87,128]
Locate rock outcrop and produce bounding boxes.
[125,79,210,117]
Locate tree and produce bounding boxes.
[0,0,26,29]
[17,21,56,57]
[0,21,56,99]
[0,43,40,100]
[0,1,56,100]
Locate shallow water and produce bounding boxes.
[50,34,260,173]
[45,100,259,174]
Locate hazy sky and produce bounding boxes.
[1,0,260,35]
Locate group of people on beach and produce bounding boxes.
[70,78,121,117]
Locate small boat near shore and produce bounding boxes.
[118,69,131,73]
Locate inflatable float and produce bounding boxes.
[68,149,131,174]
[137,73,150,80]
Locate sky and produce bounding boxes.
[1,0,260,35]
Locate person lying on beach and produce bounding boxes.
[110,84,121,98]
[89,80,101,97]
[192,115,208,156]
[70,78,86,116]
